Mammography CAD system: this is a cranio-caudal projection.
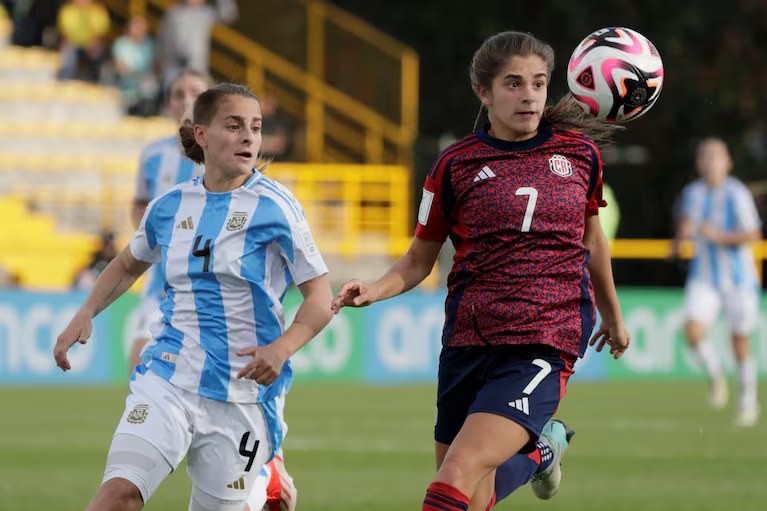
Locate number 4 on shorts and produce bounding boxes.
[239,431,260,472]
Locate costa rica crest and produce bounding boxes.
[548,154,573,177]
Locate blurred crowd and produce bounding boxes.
[1,0,296,159]
[1,0,239,116]
[0,0,299,289]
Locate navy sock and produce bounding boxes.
[493,441,551,502]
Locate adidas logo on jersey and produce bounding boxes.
[226,476,246,490]
[508,397,530,415]
[473,165,497,182]
[176,216,194,230]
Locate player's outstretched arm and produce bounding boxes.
[238,274,334,384]
[330,237,442,313]
[53,247,151,371]
[583,215,630,359]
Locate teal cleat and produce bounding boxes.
[530,419,575,500]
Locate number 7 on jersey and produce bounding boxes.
[515,187,538,232]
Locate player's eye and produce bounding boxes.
[228,125,240,130]
[508,82,519,88]
[252,125,262,133]
[535,82,545,88]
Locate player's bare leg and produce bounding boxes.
[685,320,727,409]
[86,478,143,511]
[732,333,759,427]
[435,442,495,511]
[423,413,530,510]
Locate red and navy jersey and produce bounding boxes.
[415,123,606,357]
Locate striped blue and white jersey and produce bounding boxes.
[135,135,204,301]
[680,177,761,290]
[130,171,328,403]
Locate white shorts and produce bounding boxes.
[684,280,760,335]
[105,370,281,504]
[133,295,162,341]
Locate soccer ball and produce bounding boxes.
[567,27,664,122]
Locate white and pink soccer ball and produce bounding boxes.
[567,27,664,122]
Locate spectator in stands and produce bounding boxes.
[57,0,110,82]
[72,231,117,290]
[112,15,159,116]
[1,0,62,48]
[157,0,238,86]
[259,93,293,161]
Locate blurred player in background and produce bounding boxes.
[332,31,630,511]
[130,68,211,370]
[131,72,298,510]
[671,137,762,427]
[54,83,325,511]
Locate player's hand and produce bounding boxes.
[330,279,380,314]
[589,321,631,360]
[53,311,93,371]
[699,223,723,244]
[236,344,287,385]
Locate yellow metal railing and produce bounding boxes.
[105,0,418,166]
[612,239,765,280]
[258,163,412,258]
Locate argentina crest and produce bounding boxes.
[126,404,149,424]
[226,211,248,231]
[548,154,573,177]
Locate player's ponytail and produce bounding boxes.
[469,31,622,145]
[543,94,623,146]
[179,116,205,164]
[179,83,271,171]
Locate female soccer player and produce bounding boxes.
[54,83,332,511]
[131,70,298,510]
[331,31,631,511]
[130,70,298,510]
[671,137,762,427]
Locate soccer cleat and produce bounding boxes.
[263,455,297,511]
[709,375,729,411]
[530,419,575,500]
[734,406,760,428]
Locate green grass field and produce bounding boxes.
[1,381,766,510]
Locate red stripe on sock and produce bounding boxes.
[423,482,470,511]
[527,447,542,466]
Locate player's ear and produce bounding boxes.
[476,84,492,106]
[193,124,207,149]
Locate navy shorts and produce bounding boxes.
[435,344,575,448]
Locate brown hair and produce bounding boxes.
[179,83,270,170]
[469,31,622,145]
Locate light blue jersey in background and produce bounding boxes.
[135,136,204,300]
[680,177,762,291]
